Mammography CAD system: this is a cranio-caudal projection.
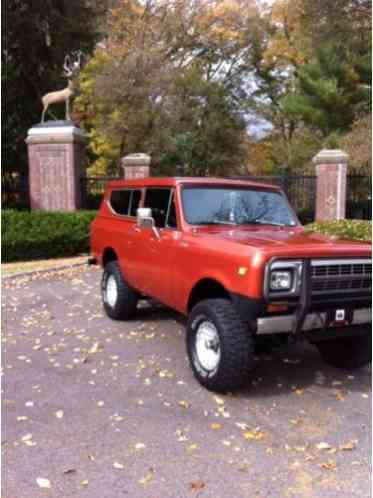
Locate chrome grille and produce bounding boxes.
[311,259,372,295]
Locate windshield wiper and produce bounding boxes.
[241,219,288,227]
[195,220,238,226]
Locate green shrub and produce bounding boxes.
[305,219,372,242]
[2,210,96,262]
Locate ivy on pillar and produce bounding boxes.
[313,149,349,221]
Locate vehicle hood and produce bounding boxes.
[193,226,371,258]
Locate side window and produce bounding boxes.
[144,188,172,228]
[110,189,142,217]
[166,193,177,229]
[110,190,131,215]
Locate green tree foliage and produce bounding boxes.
[3,0,104,177]
[281,44,371,137]
[250,0,371,173]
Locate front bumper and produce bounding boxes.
[257,307,371,337]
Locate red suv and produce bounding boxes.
[90,177,372,392]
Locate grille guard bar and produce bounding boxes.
[264,257,372,335]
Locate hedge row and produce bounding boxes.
[304,219,372,242]
[2,210,371,263]
[2,210,96,262]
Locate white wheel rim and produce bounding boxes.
[195,320,221,372]
[106,275,118,307]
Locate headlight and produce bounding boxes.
[270,270,292,290]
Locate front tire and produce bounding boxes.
[101,261,138,320]
[317,333,372,370]
[186,299,255,392]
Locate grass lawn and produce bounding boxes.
[1,255,88,276]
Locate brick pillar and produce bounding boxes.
[121,153,151,179]
[313,149,349,221]
[26,123,86,211]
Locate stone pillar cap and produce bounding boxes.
[26,123,86,144]
[122,153,151,166]
[313,149,349,165]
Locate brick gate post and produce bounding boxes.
[26,122,86,211]
[313,149,349,221]
[121,154,151,179]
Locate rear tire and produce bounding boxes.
[186,299,255,392]
[101,261,138,320]
[317,333,371,370]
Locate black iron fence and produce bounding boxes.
[4,172,371,222]
[346,173,372,220]
[242,175,317,224]
[2,175,29,209]
[80,176,119,210]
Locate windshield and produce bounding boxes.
[181,187,298,227]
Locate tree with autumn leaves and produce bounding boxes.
[3,0,372,178]
[74,0,265,176]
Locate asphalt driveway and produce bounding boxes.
[2,265,372,498]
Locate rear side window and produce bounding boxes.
[109,189,141,217]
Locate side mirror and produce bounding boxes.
[137,207,154,228]
[136,208,161,239]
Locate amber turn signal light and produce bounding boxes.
[267,304,288,313]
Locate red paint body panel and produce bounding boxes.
[90,177,371,315]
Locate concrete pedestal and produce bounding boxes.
[313,149,349,221]
[121,153,151,179]
[26,122,86,211]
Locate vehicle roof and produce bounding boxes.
[106,176,281,191]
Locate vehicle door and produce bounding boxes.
[136,187,180,305]
[106,187,143,286]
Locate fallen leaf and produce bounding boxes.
[316,442,332,451]
[214,396,225,406]
[138,468,154,485]
[36,477,51,489]
[21,433,33,442]
[339,440,356,451]
[189,481,206,492]
[289,418,303,426]
[320,460,337,470]
[135,442,146,450]
[236,422,249,431]
[188,443,199,451]
[210,423,222,430]
[178,400,190,408]
[63,469,76,475]
[88,342,103,354]
[243,431,264,441]
[24,440,37,446]
[295,389,304,396]
[81,479,89,486]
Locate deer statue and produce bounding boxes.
[41,51,82,123]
